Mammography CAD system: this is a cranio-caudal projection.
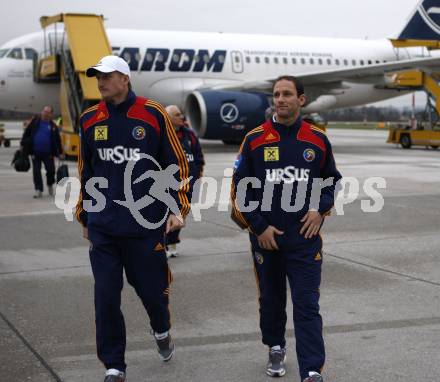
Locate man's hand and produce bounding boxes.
[82,226,88,240]
[300,210,323,239]
[257,226,284,251]
[166,214,185,233]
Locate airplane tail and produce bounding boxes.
[398,0,440,40]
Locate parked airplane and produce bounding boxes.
[1,0,440,143]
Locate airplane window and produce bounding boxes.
[255,56,260,64]
[245,56,251,63]
[0,49,9,58]
[309,58,314,65]
[274,57,279,64]
[327,58,331,65]
[335,59,340,65]
[145,53,154,62]
[301,58,306,65]
[264,57,269,64]
[343,59,348,66]
[292,58,297,64]
[352,59,356,65]
[375,60,380,64]
[360,60,364,65]
[368,60,372,65]
[7,48,23,59]
[283,57,288,64]
[24,48,37,60]
[123,52,132,63]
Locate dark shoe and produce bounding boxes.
[303,372,323,382]
[266,346,286,377]
[48,185,54,196]
[104,369,125,382]
[155,332,175,362]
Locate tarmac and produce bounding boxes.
[0,127,439,382]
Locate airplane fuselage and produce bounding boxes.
[0,28,434,115]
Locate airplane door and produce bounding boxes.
[231,51,244,73]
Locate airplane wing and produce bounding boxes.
[209,55,440,102]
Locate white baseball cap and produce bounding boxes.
[86,55,131,78]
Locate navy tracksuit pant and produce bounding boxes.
[31,153,55,192]
[88,228,172,372]
[251,231,325,380]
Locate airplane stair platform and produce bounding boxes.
[35,13,112,156]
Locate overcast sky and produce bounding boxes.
[0,0,427,107]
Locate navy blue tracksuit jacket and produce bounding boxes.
[231,116,342,380]
[75,91,190,236]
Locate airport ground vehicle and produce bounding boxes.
[387,123,440,149]
[385,70,440,149]
[0,124,12,147]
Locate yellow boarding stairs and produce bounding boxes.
[385,39,440,149]
[34,14,112,156]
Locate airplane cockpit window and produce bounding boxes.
[0,49,9,58]
[24,48,37,60]
[7,48,23,59]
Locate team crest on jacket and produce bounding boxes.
[303,148,315,162]
[132,126,146,140]
[94,126,108,141]
[264,146,279,162]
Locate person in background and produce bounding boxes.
[20,105,64,198]
[165,105,204,258]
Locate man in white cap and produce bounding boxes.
[76,55,190,382]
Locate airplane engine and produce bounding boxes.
[185,90,270,142]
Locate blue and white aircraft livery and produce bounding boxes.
[1,0,440,142]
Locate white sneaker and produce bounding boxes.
[33,191,42,199]
[166,244,179,258]
[104,369,125,382]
